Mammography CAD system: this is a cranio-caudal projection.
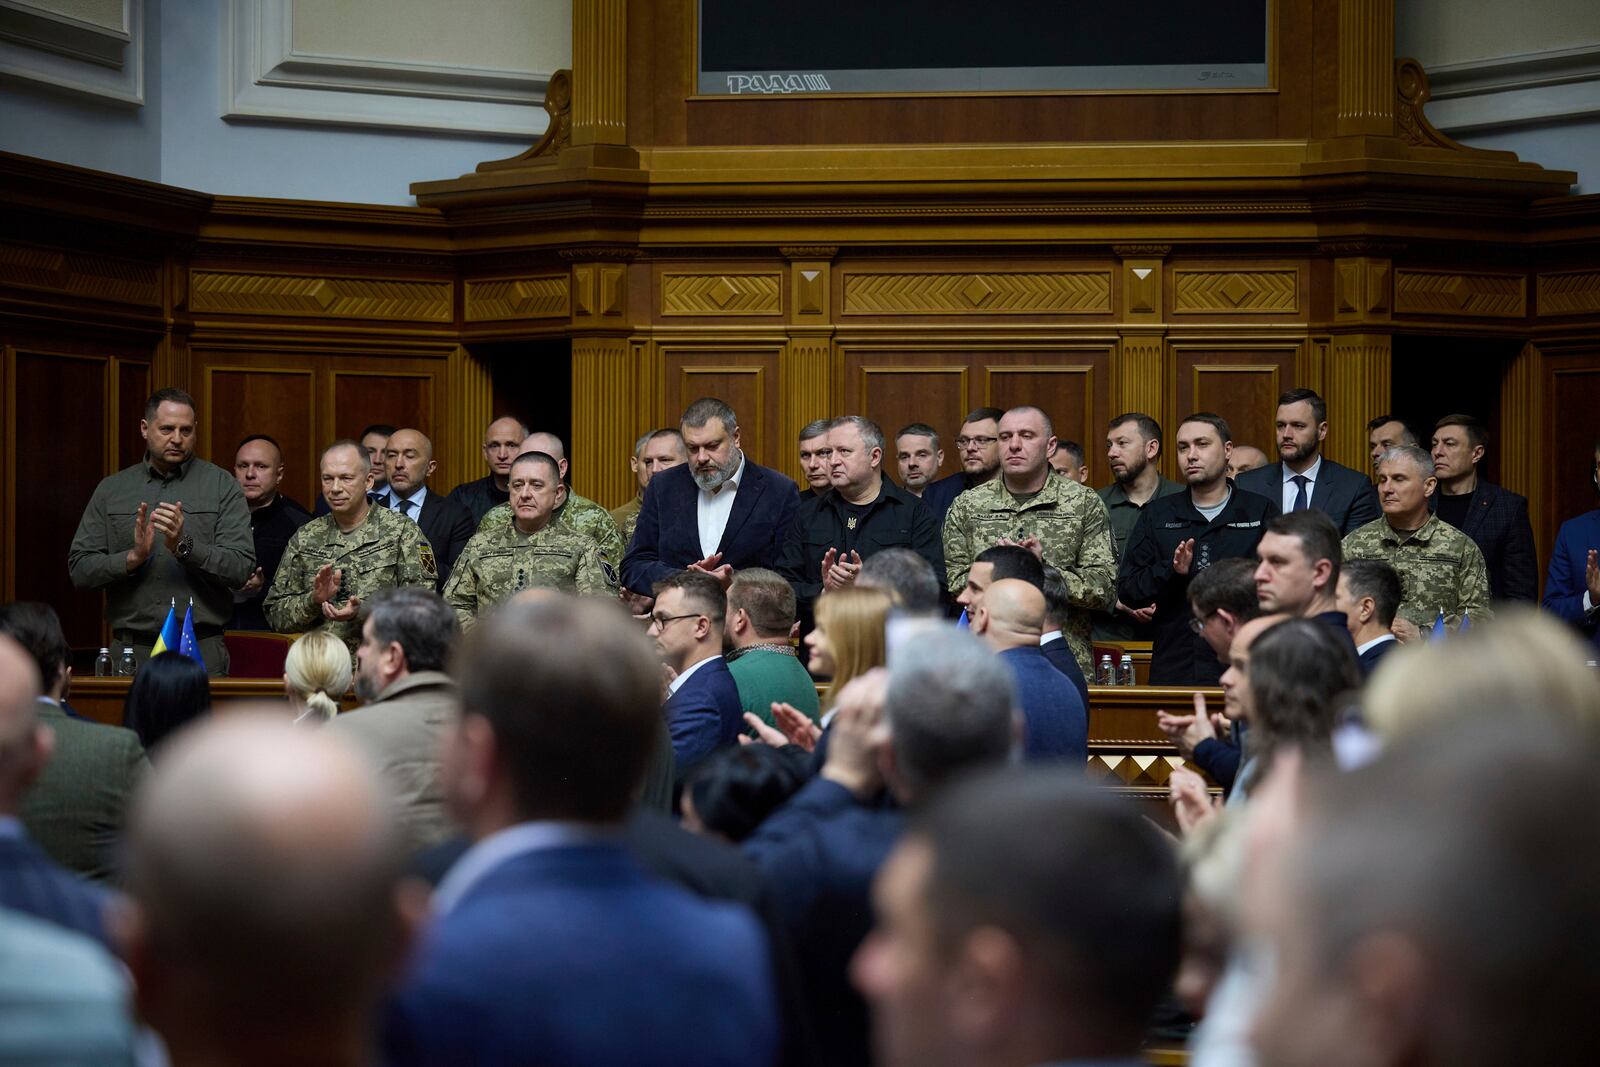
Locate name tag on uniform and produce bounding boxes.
[1162,521,1189,529]
[1228,520,1261,528]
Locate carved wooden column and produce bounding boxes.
[1114,244,1168,474]
[445,345,493,491]
[569,250,639,508]
[1499,341,1544,534]
[1336,0,1396,137]
[572,0,628,149]
[1325,334,1392,471]
[780,246,837,484]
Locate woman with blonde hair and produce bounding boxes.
[808,586,892,713]
[283,630,351,723]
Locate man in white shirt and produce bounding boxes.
[1236,388,1380,535]
[1336,558,1404,675]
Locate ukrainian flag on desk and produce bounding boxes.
[150,599,181,656]
[150,598,206,669]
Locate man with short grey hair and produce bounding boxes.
[331,587,461,853]
[622,397,800,594]
[1342,444,1491,639]
[611,428,687,544]
[474,430,624,565]
[743,629,1015,1067]
[798,418,835,499]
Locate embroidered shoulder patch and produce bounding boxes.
[420,544,437,577]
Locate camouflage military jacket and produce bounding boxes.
[943,474,1117,672]
[264,505,437,649]
[1342,513,1493,628]
[443,519,618,629]
[478,490,624,563]
[610,493,642,547]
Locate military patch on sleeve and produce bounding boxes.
[420,544,437,578]
[601,560,618,586]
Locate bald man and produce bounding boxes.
[447,416,530,525]
[1228,444,1270,478]
[971,578,1087,764]
[381,428,474,590]
[475,431,625,565]
[120,712,408,1067]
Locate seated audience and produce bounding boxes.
[653,570,745,783]
[328,588,461,854]
[0,606,148,884]
[856,546,943,616]
[385,597,779,1067]
[854,768,1181,1067]
[682,744,810,843]
[283,629,352,723]
[0,635,116,950]
[743,630,1016,1067]
[724,568,821,729]
[1250,711,1600,1067]
[1335,558,1403,674]
[0,907,138,1064]
[121,712,408,1067]
[970,578,1087,764]
[123,651,212,755]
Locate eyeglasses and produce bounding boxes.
[1187,612,1217,635]
[955,435,998,449]
[648,612,702,630]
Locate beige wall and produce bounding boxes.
[291,0,568,74]
[1398,0,1600,65]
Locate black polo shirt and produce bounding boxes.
[775,478,943,609]
[232,493,312,630]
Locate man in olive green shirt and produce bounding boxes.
[68,388,254,676]
[1096,412,1185,641]
[265,440,438,652]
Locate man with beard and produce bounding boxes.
[921,407,1005,523]
[1097,412,1184,640]
[1118,413,1279,685]
[328,586,460,854]
[622,397,800,595]
[1236,388,1379,535]
[894,423,944,497]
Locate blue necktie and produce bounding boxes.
[1291,475,1309,512]
[394,497,413,516]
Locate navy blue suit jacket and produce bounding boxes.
[622,461,800,595]
[662,657,745,782]
[1544,507,1600,651]
[1000,646,1088,764]
[1040,635,1091,718]
[409,491,476,591]
[1358,636,1400,675]
[744,778,903,1067]
[1430,480,1538,602]
[384,842,779,1067]
[1236,458,1380,536]
[0,831,113,950]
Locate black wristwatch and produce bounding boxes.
[175,535,195,562]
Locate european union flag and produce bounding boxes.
[1430,608,1448,641]
[178,599,205,669]
[151,599,180,657]
[1458,614,1472,635]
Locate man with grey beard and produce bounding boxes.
[622,397,801,595]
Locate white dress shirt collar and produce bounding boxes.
[1039,629,1063,645]
[667,653,722,696]
[1356,633,1398,656]
[387,484,429,513]
[1281,454,1322,511]
[696,454,745,558]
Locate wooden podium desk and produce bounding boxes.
[66,677,348,728]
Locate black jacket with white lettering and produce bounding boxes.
[1117,481,1280,686]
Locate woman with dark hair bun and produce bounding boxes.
[123,652,212,756]
[681,744,810,843]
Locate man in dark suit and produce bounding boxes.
[0,604,148,883]
[1253,510,1359,656]
[230,434,312,629]
[380,428,475,590]
[921,406,1004,523]
[971,579,1086,764]
[0,633,114,949]
[1235,388,1380,535]
[386,597,778,1067]
[1336,559,1403,674]
[1543,444,1600,651]
[776,416,943,620]
[1429,414,1538,603]
[622,397,801,597]
[653,570,745,784]
[743,628,1015,1067]
[1040,564,1091,712]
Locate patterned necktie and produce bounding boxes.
[1291,475,1310,512]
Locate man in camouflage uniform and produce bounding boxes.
[1342,444,1491,636]
[475,430,624,564]
[944,406,1116,674]
[610,428,688,546]
[265,441,437,651]
[445,451,618,628]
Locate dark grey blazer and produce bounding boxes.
[19,702,148,884]
[1236,457,1381,535]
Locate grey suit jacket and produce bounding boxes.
[19,702,148,884]
[326,670,458,854]
[1235,457,1381,535]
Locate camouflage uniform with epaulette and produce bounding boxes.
[444,521,618,628]
[610,494,642,547]
[943,475,1117,673]
[1341,513,1492,629]
[478,490,624,564]
[264,505,437,650]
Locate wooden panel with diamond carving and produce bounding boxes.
[1173,269,1299,314]
[190,272,452,322]
[1536,271,1600,317]
[661,273,783,316]
[464,276,569,321]
[1393,270,1526,318]
[842,271,1112,315]
[0,242,162,307]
